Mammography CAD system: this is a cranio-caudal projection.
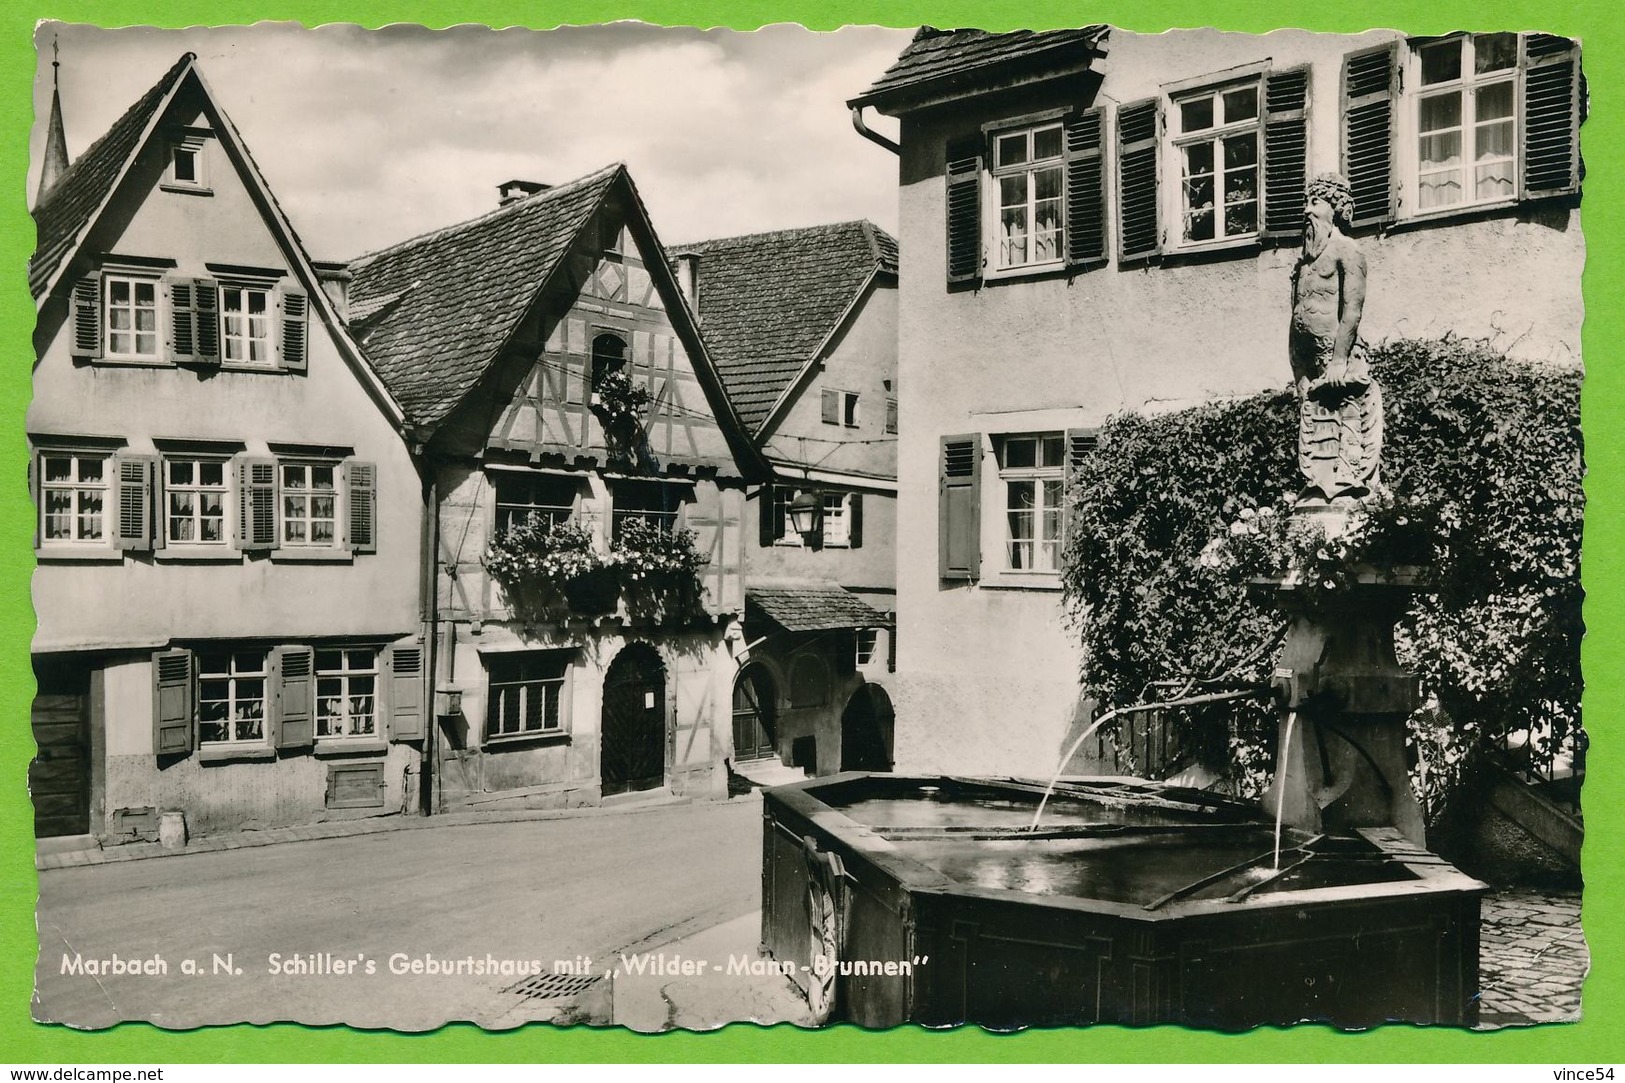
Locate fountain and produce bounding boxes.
[760,175,1485,1029]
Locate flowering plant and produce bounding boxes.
[610,518,709,622]
[484,517,614,618]
[1200,489,1442,605]
[592,369,653,430]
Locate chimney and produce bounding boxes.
[312,261,352,321]
[676,252,701,311]
[497,179,550,207]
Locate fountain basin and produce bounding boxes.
[761,774,1485,1030]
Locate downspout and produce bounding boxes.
[419,444,440,816]
[850,106,900,155]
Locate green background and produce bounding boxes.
[0,0,1616,1064]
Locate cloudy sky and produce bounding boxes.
[29,22,912,260]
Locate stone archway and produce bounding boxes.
[840,683,894,773]
[601,642,667,796]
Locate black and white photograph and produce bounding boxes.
[26,21,1586,1034]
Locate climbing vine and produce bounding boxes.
[1062,336,1583,813]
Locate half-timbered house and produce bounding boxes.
[28,55,426,842]
[346,169,765,810]
[670,222,899,780]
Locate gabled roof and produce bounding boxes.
[345,166,621,427]
[849,25,1109,114]
[28,53,406,427]
[30,52,195,297]
[670,220,897,435]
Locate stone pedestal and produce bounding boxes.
[1259,565,1426,847]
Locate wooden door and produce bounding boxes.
[731,666,777,762]
[601,644,666,796]
[31,661,91,837]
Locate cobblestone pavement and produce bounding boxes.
[1476,888,1588,1027]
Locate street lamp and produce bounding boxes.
[788,489,822,542]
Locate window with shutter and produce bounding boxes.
[1118,99,1162,259]
[37,450,111,548]
[945,136,984,285]
[220,282,276,367]
[1342,43,1399,227]
[347,461,377,554]
[991,122,1065,271]
[1170,80,1262,245]
[996,434,1066,574]
[162,457,229,547]
[198,649,269,745]
[1262,68,1311,238]
[939,434,981,581]
[103,273,162,361]
[1387,34,1581,222]
[152,648,195,757]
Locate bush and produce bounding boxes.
[1061,336,1583,812]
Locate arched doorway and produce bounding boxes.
[601,643,666,796]
[840,684,895,772]
[732,665,778,763]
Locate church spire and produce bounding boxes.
[36,37,70,205]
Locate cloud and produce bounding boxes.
[32,22,914,257]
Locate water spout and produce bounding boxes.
[1028,686,1266,833]
[1274,710,1298,869]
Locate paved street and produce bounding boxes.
[1477,888,1588,1027]
[35,796,771,1031]
[34,794,1590,1033]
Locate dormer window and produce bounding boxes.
[165,131,210,192]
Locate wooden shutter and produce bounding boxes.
[169,279,219,364]
[945,135,984,285]
[274,645,315,749]
[347,460,377,554]
[1117,99,1162,260]
[71,273,102,359]
[885,398,898,435]
[939,434,981,581]
[152,648,195,756]
[1262,67,1312,239]
[758,484,776,546]
[821,388,840,424]
[193,279,220,364]
[169,280,198,363]
[1064,107,1108,268]
[237,456,278,551]
[1522,34,1583,198]
[280,287,309,372]
[111,453,156,551]
[387,644,426,741]
[1063,428,1098,496]
[1341,42,1399,228]
[848,492,863,550]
